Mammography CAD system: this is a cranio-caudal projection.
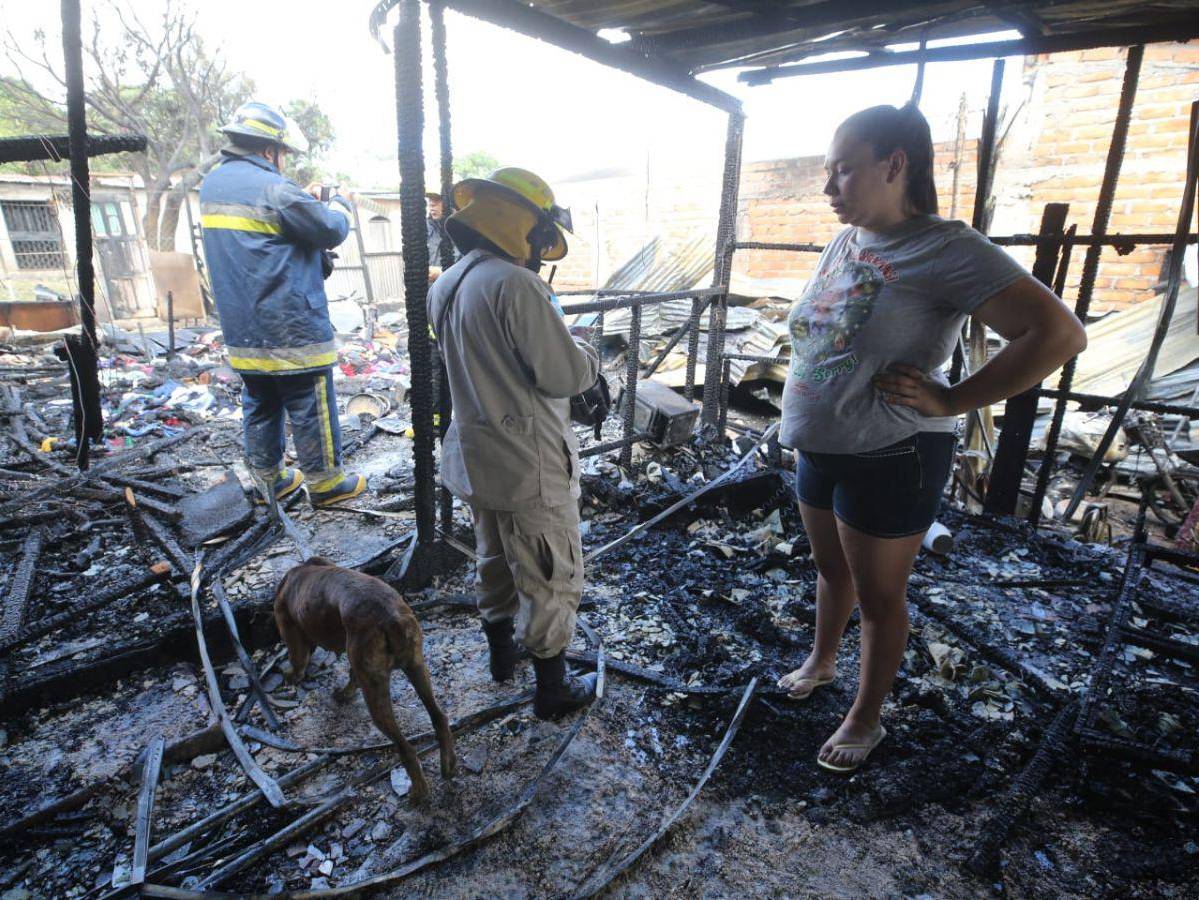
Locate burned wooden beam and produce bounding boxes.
[1077,727,1194,772]
[1076,544,1143,734]
[1121,623,1199,664]
[104,474,189,501]
[740,23,1199,83]
[0,526,45,706]
[206,514,278,575]
[968,701,1079,875]
[567,649,744,696]
[379,0,743,113]
[0,563,169,655]
[132,509,193,575]
[1,527,43,642]
[1030,45,1143,523]
[985,202,1069,515]
[0,132,147,163]
[0,427,203,516]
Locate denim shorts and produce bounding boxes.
[795,432,956,539]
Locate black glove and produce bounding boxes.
[320,249,338,280]
[570,373,611,440]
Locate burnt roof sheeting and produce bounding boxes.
[506,1,1199,74]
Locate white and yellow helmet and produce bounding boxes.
[447,167,572,262]
[220,101,309,155]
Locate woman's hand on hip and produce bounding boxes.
[873,365,958,417]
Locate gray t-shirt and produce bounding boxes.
[780,216,1027,454]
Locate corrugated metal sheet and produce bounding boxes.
[1058,285,1199,398]
[601,231,714,336]
[1030,288,1199,456]
[518,1,1197,73]
[648,314,789,388]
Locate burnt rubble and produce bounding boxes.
[0,342,1197,898]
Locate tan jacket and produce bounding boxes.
[428,250,600,511]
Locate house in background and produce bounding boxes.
[0,172,158,324]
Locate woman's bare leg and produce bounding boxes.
[818,520,923,768]
[778,501,857,696]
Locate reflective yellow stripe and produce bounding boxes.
[228,350,338,373]
[308,472,343,493]
[240,118,283,137]
[228,340,338,372]
[315,372,336,475]
[200,214,282,234]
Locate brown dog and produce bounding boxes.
[273,557,457,802]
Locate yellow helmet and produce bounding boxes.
[448,167,572,262]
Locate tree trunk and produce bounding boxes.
[157,191,184,252]
[142,184,165,251]
[157,153,221,252]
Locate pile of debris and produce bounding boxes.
[1,328,1197,896]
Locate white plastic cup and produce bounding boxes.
[922,521,953,555]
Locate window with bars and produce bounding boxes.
[1,199,67,270]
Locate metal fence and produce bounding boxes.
[560,288,723,469]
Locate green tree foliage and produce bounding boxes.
[0,1,335,251]
[284,99,334,188]
[453,150,500,181]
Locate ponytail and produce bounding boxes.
[837,102,939,216]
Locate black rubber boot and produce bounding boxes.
[532,651,597,720]
[481,618,519,683]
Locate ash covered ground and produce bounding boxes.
[0,352,1197,898]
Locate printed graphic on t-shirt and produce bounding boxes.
[789,245,896,387]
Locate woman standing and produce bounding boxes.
[776,103,1086,772]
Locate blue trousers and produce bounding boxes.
[241,368,343,491]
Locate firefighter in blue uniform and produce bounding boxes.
[200,101,366,507]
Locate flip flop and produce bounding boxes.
[817,726,887,773]
[776,673,835,700]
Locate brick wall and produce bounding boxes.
[555,40,1197,314]
[730,40,1198,313]
[735,140,979,285]
[1004,41,1199,311]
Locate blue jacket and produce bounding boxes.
[199,150,351,374]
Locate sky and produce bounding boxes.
[0,1,1027,188]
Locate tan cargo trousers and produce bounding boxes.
[469,502,584,659]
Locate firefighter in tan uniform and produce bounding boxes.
[427,168,599,719]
